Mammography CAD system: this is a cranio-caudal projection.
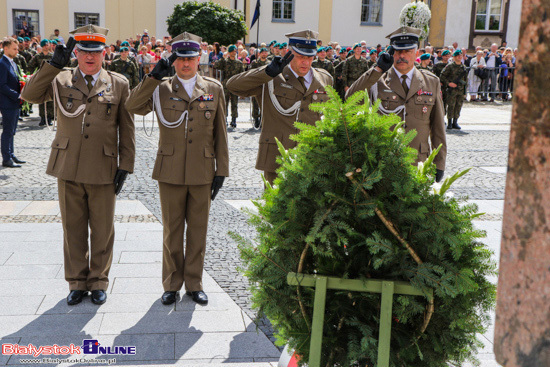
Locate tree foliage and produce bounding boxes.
[166,1,248,45]
[234,88,497,366]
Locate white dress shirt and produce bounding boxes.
[392,66,414,90]
[177,74,197,98]
[289,65,313,90]
[79,69,101,87]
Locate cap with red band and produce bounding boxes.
[70,24,108,52]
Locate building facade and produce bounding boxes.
[0,0,521,49]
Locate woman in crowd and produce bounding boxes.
[137,45,153,75]
[499,49,515,101]
[104,44,116,67]
[239,49,250,68]
[209,42,223,76]
[467,50,486,102]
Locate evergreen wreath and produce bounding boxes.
[235,88,497,366]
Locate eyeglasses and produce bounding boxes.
[78,50,103,56]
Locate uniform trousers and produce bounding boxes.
[0,107,19,163]
[58,179,116,291]
[264,171,277,186]
[224,89,239,119]
[252,97,261,120]
[159,182,211,292]
[446,90,465,119]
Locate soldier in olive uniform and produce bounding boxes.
[346,26,447,183]
[125,32,229,306]
[333,48,347,100]
[342,43,370,93]
[113,41,139,72]
[417,53,432,71]
[15,38,28,73]
[20,37,35,63]
[432,50,451,112]
[311,47,335,77]
[27,39,54,126]
[440,49,467,130]
[110,47,139,89]
[214,44,244,127]
[22,25,135,306]
[227,30,333,185]
[250,47,270,128]
[366,49,377,69]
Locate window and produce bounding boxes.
[475,0,502,31]
[361,0,382,25]
[75,13,100,28]
[12,9,39,38]
[272,0,294,22]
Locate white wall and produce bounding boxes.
[7,0,45,37]
[330,0,410,47]
[505,0,522,48]
[248,0,320,45]
[443,0,472,48]
[156,0,181,38]
[68,0,105,30]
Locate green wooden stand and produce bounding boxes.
[287,272,433,367]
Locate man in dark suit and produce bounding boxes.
[0,37,26,168]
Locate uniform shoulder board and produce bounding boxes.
[315,68,332,78]
[202,76,223,87]
[107,70,130,84]
[418,68,438,79]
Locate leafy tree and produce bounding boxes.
[234,88,497,366]
[166,1,247,45]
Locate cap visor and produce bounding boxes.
[290,46,315,57]
[76,43,105,52]
[175,50,199,57]
[391,43,418,50]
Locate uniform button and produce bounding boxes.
[189,117,193,121]
[189,107,193,110]
[56,143,59,146]
[303,97,307,100]
[283,93,286,96]
[300,108,304,112]
[189,140,192,143]
[84,135,89,139]
[85,123,90,127]
[189,128,193,132]
[87,98,92,103]
[211,153,214,156]
[87,111,91,115]
[172,105,175,108]
[265,138,269,142]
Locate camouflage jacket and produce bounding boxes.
[14,54,28,74]
[311,58,335,77]
[250,58,269,69]
[334,59,346,82]
[432,61,448,79]
[342,56,370,87]
[27,52,53,74]
[213,57,245,85]
[113,54,139,72]
[20,49,34,63]
[440,62,468,94]
[417,65,433,72]
[366,59,376,70]
[110,58,139,89]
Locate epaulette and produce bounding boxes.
[107,70,130,84]
[418,68,438,79]
[202,76,223,87]
[315,67,332,79]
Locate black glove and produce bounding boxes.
[211,176,225,201]
[150,53,177,80]
[49,37,76,69]
[114,169,129,195]
[265,51,294,77]
[376,46,394,73]
[435,169,444,183]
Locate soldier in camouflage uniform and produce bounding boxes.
[214,45,245,127]
[333,48,348,99]
[311,47,335,77]
[366,49,377,69]
[21,37,35,63]
[432,50,451,113]
[110,47,139,89]
[417,53,433,72]
[27,39,54,125]
[440,49,467,130]
[342,43,370,93]
[113,41,139,71]
[250,47,270,128]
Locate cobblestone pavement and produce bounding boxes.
[0,99,512,351]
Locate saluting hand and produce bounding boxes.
[49,37,76,69]
[265,51,294,78]
[150,53,178,80]
[376,45,394,73]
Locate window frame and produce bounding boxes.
[74,12,101,28]
[360,0,383,27]
[12,9,40,38]
[272,0,295,23]
[474,0,504,32]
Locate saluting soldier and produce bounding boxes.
[109,46,139,89]
[346,26,447,183]
[333,48,348,100]
[440,49,467,130]
[213,45,244,127]
[21,25,135,306]
[27,39,54,126]
[311,47,335,77]
[250,47,270,128]
[226,30,333,185]
[417,53,433,71]
[342,43,369,93]
[125,32,229,306]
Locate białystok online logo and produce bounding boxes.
[2,340,136,357]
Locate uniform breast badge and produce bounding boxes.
[422,106,428,114]
[204,111,212,119]
[98,92,105,102]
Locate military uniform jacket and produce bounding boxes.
[21,62,136,184]
[311,58,335,77]
[27,52,52,74]
[342,56,370,87]
[440,62,468,94]
[432,62,448,79]
[250,58,269,69]
[226,65,333,172]
[124,75,229,185]
[346,67,447,170]
[109,58,139,89]
[213,58,245,86]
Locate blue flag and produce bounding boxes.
[251,0,260,29]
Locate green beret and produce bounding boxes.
[50,39,58,45]
[317,47,325,53]
[120,47,129,52]
[442,50,451,56]
[452,49,462,57]
[369,49,377,55]
[347,50,354,57]
[274,43,282,49]
[325,46,332,51]
[420,53,431,60]
[121,41,130,47]
[353,43,361,50]
[361,49,366,54]
[40,39,50,47]
[17,37,24,42]
[269,40,277,46]
[23,37,30,41]
[228,45,237,52]
[281,42,287,47]
[259,47,269,53]
[339,48,347,54]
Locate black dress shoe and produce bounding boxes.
[161,291,178,305]
[67,290,87,305]
[91,290,107,305]
[186,290,208,305]
[2,160,21,168]
[12,156,26,164]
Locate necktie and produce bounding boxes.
[85,75,94,92]
[401,75,409,95]
[297,76,307,91]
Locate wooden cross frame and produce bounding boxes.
[287,272,433,367]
